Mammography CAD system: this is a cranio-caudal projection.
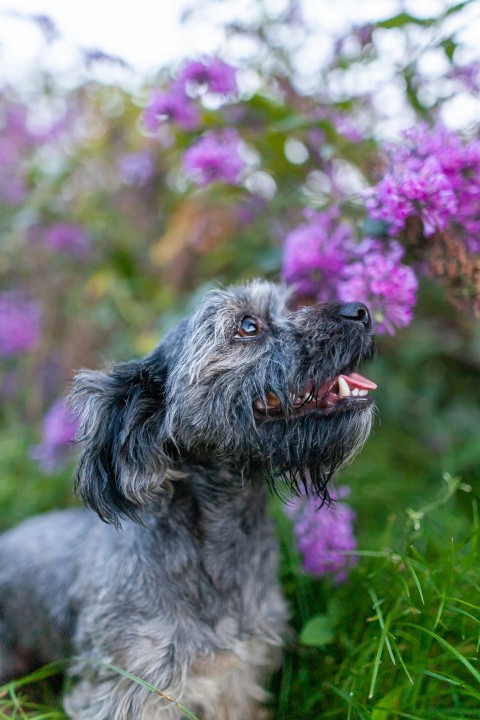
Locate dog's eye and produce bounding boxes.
[236,315,263,339]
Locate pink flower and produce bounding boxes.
[179,57,238,96]
[0,293,41,357]
[43,223,91,257]
[29,400,79,473]
[183,130,246,186]
[282,209,353,301]
[366,123,480,251]
[332,113,364,143]
[337,239,418,335]
[365,156,457,237]
[143,86,199,132]
[284,486,357,583]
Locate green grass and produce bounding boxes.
[0,663,66,719]
[270,474,480,719]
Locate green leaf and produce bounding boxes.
[376,13,435,29]
[445,1,475,17]
[440,38,457,62]
[299,615,335,647]
[371,685,403,720]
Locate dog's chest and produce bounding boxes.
[120,543,287,720]
[183,637,282,717]
[179,533,287,717]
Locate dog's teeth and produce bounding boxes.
[337,376,350,398]
[351,388,359,397]
[266,392,281,408]
[358,389,368,397]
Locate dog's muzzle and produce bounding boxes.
[253,300,376,419]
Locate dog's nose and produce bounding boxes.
[337,302,371,329]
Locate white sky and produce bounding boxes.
[0,0,198,80]
[0,0,479,132]
[0,0,462,78]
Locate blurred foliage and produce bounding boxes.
[0,1,480,718]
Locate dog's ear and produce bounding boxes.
[69,352,171,526]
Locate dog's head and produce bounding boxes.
[71,280,376,524]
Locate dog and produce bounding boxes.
[0,280,375,719]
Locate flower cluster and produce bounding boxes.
[282,210,418,334]
[284,486,357,583]
[143,57,243,188]
[43,223,91,257]
[183,130,246,187]
[0,293,41,357]
[337,240,419,335]
[143,85,199,132]
[282,208,353,301]
[29,399,78,473]
[143,56,237,134]
[366,123,480,252]
[179,58,237,96]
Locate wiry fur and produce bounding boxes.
[0,280,375,719]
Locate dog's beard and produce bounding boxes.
[253,409,374,503]
[170,392,373,503]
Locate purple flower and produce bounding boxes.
[43,223,91,257]
[282,209,353,300]
[143,85,199,132]
[183,130,246,187]
[450,61,480,92]
[366,156,458,237]
[29,399,79,473]
[332,114,364,143]
[354,24,374,47]
[284,486,357,583]
[366,123,480,250]
[0,164,27,204]
[179,57,238,96]
[337,239,418,335]
[0,293,41,357]
[1,103,35,148]
[118,150,156,187]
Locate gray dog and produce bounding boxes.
[0,280,376,719]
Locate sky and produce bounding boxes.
[0,0,479,132]
[0,0,457,79]
[0,0,197,80]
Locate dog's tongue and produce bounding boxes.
[341,372,377,390]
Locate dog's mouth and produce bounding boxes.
[253,372,377,419]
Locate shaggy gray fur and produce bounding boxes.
[0,280,375,719]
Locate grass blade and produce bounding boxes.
[405,624,480,684]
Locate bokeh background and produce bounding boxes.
[1,1,480,718]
